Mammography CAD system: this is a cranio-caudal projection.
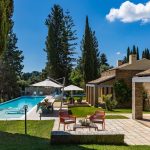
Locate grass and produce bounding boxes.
[0,120,150,150]
[68,106,150,117]
[105,115,128,119]
[68,107,128,118]
[69,107,128,119]
[0,120,54,139]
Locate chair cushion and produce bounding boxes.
[64,119,75,124]
[92,119,103,123]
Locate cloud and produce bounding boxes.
[116,51,121,55]
[106,1,150,24]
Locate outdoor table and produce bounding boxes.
[73,123,98,131]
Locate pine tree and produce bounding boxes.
[61,11,77,84]
[99,53,110,73]
[123,56,127,64]
[45,5,77,84]
[100,53,108,66]
[0,27,24,100]
[0,0,14,56]
[45,5,64,79]
[81,16,100,83]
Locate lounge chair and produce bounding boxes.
[6,108,25,114]
[89,110,105,130]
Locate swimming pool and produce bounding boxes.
[0,96,45,119]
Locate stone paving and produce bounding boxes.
[53,118,150,145]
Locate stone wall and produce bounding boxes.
[116,70,144,88]
[143,83,150,95]
[132,82,143,119]
[143,82,150,111]
[51,131,124,144]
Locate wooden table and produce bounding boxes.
[73,123,98,131]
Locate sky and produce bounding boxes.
[13,0,150,72]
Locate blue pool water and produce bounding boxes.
[0,96,45,119]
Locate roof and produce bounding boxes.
[105,58,150,72]
[88,75,116,84]
[136,69,150,77]
[31,79,63,88]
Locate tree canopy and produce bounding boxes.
[0,0,14,56]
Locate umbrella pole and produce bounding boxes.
[71,91,73,98]
[60,77,65,109]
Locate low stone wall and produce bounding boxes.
[51,131,124,144]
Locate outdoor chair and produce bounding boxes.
[38,101,54,114]
[89,110,105,130]
[58,110,76,131]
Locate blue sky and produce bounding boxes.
[13,0,150,72]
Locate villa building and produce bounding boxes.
[86,54,150,106]
[132,69,150,119]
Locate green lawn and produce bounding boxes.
[68,106,150,117]
[68,107,129,117]
[0,120,150,150]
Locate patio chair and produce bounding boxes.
[89,110,105,130]
[58,110,76,131]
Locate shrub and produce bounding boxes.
[103,94,117,111]
[113,79,131,103]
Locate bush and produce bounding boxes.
[103,94,117,111]
[113,79,131,103]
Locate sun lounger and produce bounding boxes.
[6,108,25,114]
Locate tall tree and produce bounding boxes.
[126,47,130,62]
[61,11,77,84]
[132,45,136,54]
[142,48,150,59]
[0,0,13,56]
[45,5,77,84]
[81,16,100,83]
[45,5,64,79]
[0,28,24,100]
[136,46,140,60]
[99,53,110,74]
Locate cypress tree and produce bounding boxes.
[0,0,14,56]
[136,46,140,60]
[91,31,100,78]
[81,16,100,83]
[142,49,146,59]
[142,48,150,59]
[127,47,130,62]
[132,45,136,54]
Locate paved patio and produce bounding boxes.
[52,118,150,145]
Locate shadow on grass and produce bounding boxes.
[0,131,95,150]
